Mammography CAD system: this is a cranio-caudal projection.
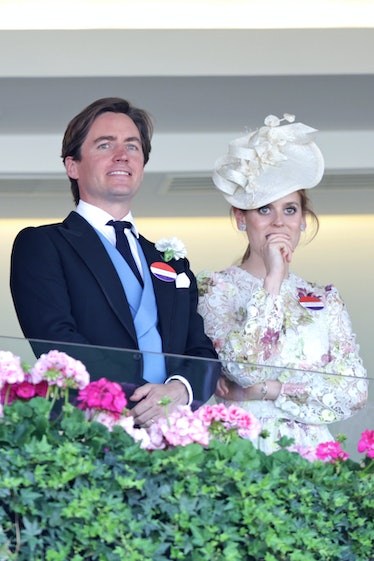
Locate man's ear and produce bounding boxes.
[64,156,79,179]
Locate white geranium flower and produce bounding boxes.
[155,237,187,262]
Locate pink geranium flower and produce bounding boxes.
[358,429,374,459]
[1,377,48,405]
[196,403,262,442]
[77,378,127,418]
[157,406,210,448]
[83,409,125,431]
[287,444,319,463]
[142,406,210,450]
[224,405,262,440]
[30,350,90,390]
[138,403,262,452]
[0,351,25,389]
[316,441,350,463]
[198,403,230,423]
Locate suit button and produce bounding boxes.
[133,353,141,361]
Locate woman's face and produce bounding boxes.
[234,191,306,258]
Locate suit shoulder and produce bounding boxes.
[14,211,86,242]
[14,221,62,241]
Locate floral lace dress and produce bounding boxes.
[197,267,368,454]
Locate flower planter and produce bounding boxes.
[1,349,373,560]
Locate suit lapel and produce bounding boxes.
[59,212,137,342]
[139,235,179,350]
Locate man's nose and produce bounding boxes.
[113,147,128,161]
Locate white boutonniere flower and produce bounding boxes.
[155,237,187,262]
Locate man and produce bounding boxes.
[10,97,219,426]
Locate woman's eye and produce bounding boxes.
[258,206,270,215]
[126,144,138,151]
[285,206,297,214]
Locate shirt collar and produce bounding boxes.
[75,200,139,238]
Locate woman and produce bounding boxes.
[198,113,367,454]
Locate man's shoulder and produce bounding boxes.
[16,211,78,232]
[14,212,89,245]
[14,220,62,242]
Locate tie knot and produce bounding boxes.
[107,220,133,233]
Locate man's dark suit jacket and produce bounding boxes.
[10,211,219,402]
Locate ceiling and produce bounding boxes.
[0,27,374,217]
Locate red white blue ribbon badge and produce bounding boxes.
[150,261,177,282]
[299,296,324,310]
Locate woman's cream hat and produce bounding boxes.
[212,113,325,210]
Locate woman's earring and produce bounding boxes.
[239,223,247,231]
[300,224,306,231]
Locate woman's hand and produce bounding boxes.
[262,233,294,294]
[215,376,251,400]
[215,377,282,402]
[215,374,230,396]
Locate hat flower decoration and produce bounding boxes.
[212,113,325,210]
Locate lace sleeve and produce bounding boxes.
[197,269,286,386]
[275,285,368,424]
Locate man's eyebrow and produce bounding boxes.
[125,136,142,143]
[93,135,115,144]
[93,135,141,144]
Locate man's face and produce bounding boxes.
[65,111,145,210]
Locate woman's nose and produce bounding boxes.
[272,211,284,226]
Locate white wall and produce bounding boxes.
[1,213,373,371]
